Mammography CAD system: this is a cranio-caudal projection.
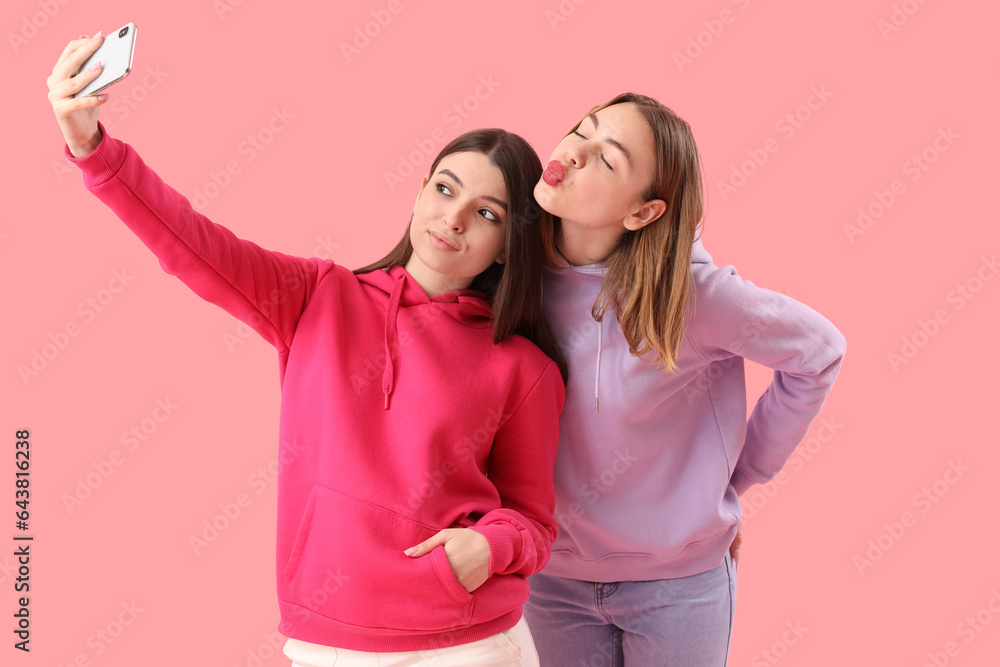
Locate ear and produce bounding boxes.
[495,247,506,265]
[623,198,667,232]
[412,175,429,213]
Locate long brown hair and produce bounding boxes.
[355,129,568,382]
[557,92,704,372]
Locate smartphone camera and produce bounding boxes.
[118,26,129,38]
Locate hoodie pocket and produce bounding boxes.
[283,483,474,631]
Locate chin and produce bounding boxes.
[533,183,560,217]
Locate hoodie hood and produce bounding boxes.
[691,230,712,265]
[355,266,493,408]
[355,265,494,325]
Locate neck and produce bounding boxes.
[555,218,624,266]
[403,257,473,297]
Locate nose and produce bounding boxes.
[444,206,466,233]
[564,141,586,168]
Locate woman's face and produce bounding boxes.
[534,102,658,231]
[406,151,508,292]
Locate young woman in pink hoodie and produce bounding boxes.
[521,93,846,665]
[48,33,567,667]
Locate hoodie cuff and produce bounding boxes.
[64,122,127,187]
[470,523,522,576]
[730,466,761,496]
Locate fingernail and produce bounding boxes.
[97,94,109,101]
[403,547,416,557]
[92,31,103,41]
[88,61,103,72]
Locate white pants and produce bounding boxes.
[283,617,539,666]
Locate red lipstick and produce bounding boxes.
[543,160,565,186]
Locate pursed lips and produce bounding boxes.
[542,160,565,186]
[428,229,460,251]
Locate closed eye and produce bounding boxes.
[571,130,614,171]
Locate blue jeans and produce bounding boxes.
[523,552,736,666]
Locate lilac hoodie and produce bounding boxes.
[539,235,846,581]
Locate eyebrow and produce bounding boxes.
[437,168,509,212]
[587,113,633,167]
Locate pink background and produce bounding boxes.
[5,1,999,665]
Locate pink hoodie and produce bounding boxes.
[67,125,565,652]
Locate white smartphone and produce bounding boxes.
[73,23,137,98]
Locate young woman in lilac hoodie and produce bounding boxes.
[521,93,847,665]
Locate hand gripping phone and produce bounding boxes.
[73,23,137,98]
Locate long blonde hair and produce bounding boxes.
[557,92,704,372]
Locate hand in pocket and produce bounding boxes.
[405,528,490,593]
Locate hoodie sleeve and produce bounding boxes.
[469,359,565,578]
[66,124,327,352]
[687,264,847,496]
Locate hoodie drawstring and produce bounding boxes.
[382,275,405,409]
[595,318,603,414]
